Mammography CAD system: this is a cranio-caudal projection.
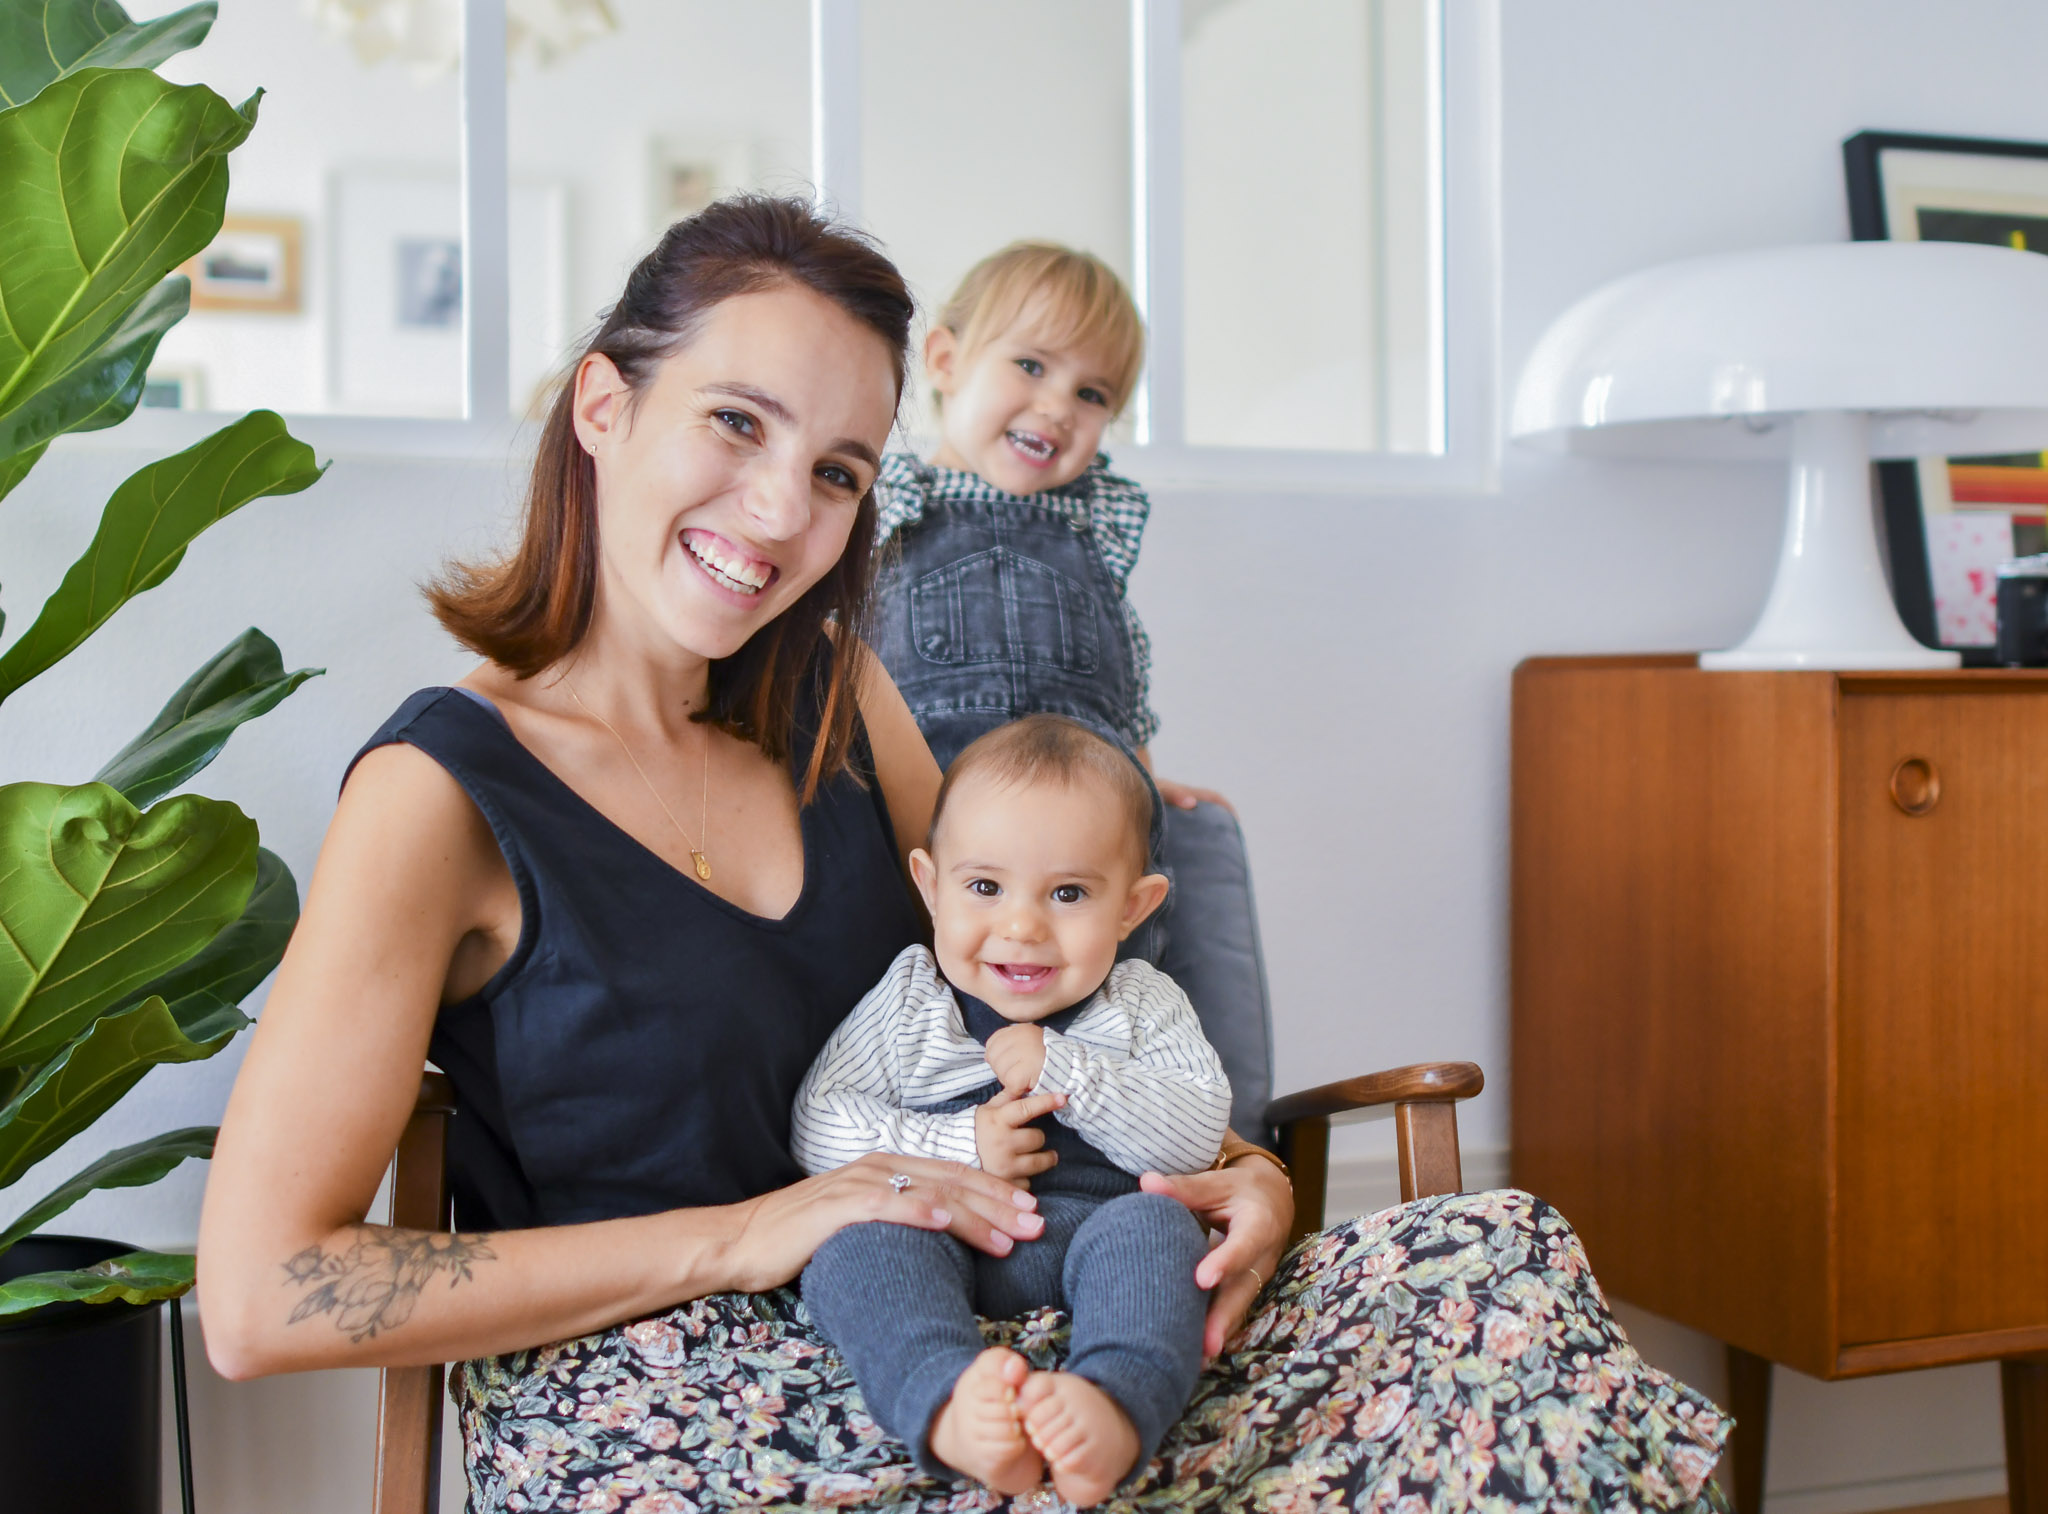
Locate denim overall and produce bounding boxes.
[872,471,1277,1144]
[873,493,1141,773]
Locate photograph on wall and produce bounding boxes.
[1846,130,2048,657]
[184,214,303,312]
[645,138,755,238]
[329,169,566,419]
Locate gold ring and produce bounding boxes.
[1247,1265,1264,1289]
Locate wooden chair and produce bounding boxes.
[371,1060,1483,1514]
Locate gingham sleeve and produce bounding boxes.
[871,452,932,552]
[1124,598,1160,745]
[1080,460,1152,588]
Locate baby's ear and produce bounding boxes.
[1118,872,1171,938]
[909,848,940,913]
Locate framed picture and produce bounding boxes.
[1845,130,2048,661]
[183,214,303,312]
[645,138,755,238]
[138,366,206,410]
[329,169,566,418]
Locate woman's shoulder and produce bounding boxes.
[345,686,501,788]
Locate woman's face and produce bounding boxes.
[574,282,899,665]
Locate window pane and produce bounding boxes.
[506,0,813,420]
[141,0,466,417]
[861,2,1134,445]
[1182,0,1441,453]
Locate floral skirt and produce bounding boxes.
[456,1190,1729,1512]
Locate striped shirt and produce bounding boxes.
[872,452,1161,746]
[791,945,1231,1179]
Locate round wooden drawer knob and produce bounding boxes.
[1890,757,1941,817]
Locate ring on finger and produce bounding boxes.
[1246,1265,1264,1289]
[889,1172,912,1194]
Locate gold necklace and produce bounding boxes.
[564,678,713,882]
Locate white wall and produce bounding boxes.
[3,1,2044,1508]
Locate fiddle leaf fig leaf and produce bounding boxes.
[0,1249,195,1314]
[0,1,217,107]
[0,412,324,703]
[0,442,47,507]
[98,630,323,806]
[0,1126,214,1254]
[0,996,237,1190]
[0,782,257,1068]
[0,68,254,443]
[114,846,292,1039]
[0,276,190,476]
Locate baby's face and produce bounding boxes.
[927,298,1123,496]
[910,771,1167,1022]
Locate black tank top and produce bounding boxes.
[348,665,921,1232]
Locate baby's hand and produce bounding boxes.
[975,1087,1065,1182]
[985,1023,1048,1092]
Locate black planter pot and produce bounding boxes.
[0,1235,164,1514]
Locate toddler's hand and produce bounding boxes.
[984,1023,1047,1092]
[1155,776,1233,813]
[974,1087,1065,1183]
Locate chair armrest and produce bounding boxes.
[1265,1062,1484,1246]
[414,1070,455,1118]
[1263,1061,1483,1128]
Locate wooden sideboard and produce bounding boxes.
[1510,656,2048,1512]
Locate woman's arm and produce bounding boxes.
[853,643,941,868]
[198,742,1037,1378]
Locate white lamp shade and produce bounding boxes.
[1512,241,2048,459]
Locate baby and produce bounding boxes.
[792,715,1232,1506]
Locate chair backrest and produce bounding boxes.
[373,1072,456,1514]
[1151,801,1275,1146]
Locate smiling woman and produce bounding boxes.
[196,195,1721,1514]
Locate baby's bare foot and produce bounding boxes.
[1018,1370,1141,1507]
[927,1347,1043,1494]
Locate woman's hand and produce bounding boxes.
[1134,746,1234,814]
[1139,1157,1293,1360]
[728,1151,1046,1293]
[1153,777,1234,813]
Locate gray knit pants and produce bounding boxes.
[801,1190,1210,1481]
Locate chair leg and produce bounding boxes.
[1278,1116,1328,1250]
[1726,1345,1771,1514]
[2004,1356,2048,1514]
[1394,1101,1463,1200]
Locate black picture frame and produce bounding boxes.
[1845,129,2048,663]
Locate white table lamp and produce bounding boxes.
[1512,241,2048,669]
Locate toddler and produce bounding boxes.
[793,715,1231,1506]
[870,242,1273,1142]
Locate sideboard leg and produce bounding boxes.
[1726,1345,1772,1514]
[2004,1357,2048,1514]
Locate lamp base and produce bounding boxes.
[1700,411,1962,672]
[1699,644,1959,670]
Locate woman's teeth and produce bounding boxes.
[687,537,770,595]
[1006,430,1055,461]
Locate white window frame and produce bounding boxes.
[70,0,1500,493]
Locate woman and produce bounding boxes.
[199,198,1725,1511]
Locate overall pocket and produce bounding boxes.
[909,548,1101,674]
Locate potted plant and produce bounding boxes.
[0,1,324,1507]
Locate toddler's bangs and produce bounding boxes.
[942,243,1146,414]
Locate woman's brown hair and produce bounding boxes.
[428,195,914,801]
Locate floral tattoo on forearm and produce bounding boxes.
[281,1225,497,1343]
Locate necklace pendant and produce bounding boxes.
[691,850,712,882]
